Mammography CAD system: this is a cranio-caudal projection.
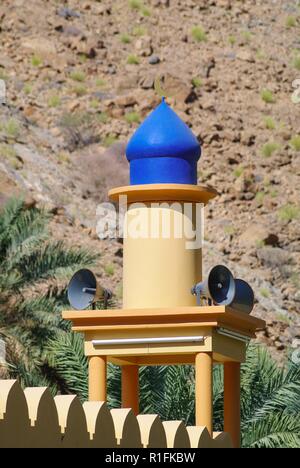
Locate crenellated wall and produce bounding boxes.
[0,380,232,448]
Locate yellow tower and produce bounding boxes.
[63,99,265,448]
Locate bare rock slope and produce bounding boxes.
[0,0,300,358]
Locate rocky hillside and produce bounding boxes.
[0,0,300,359]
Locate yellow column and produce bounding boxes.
[121,365,139,415]
[123,202,202,309]
[88,356,107,401]
[224,362,241,448]
[195,352,213,435]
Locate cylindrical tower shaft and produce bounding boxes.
[123,202,202,309]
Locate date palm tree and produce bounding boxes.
[0,197,98,383]
[46,335,300,448]
[2,199,299,448]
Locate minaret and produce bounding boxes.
[63,99,265,449]
[110,98,217,310]
[109,98,217,428]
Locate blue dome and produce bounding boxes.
[126,99,201,185]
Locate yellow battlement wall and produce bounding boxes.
[0,380,232,448]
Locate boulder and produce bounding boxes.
[135,36,153,57]
[239,224,279,248]
[257,247,291,268]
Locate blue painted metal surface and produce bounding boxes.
[126,99,201,185]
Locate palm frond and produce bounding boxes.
[0,198,25,258]
[107,363,121,408]
[0,197,100,390]
[243,411,300,448]
[241,346,300,423]
[46,331,88,400]
[0,198,49,263]
[17,241,98,286]
[9,361,53,390]
[213,364,224,431]
[139,365,168,415]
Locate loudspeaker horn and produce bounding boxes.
[230,279,254,314]
[191,265,236,306]
[67,269,112,310]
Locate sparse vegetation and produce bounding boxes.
[132,26,147,36]
[104,263,115,276]
[0,68,7,80]
[0,144,22,169]
[120,33,131,44]
[78,54,87,64]
[125,111,140,124]
[291,272,300,289]
[256,49,266,60]
[0,143,16,158]
[115,284,123,300]
[261,89,276,104]
[23,83,32,95]
[242,30,252,42]
[224,225,235,236]
[96,78,107,87]
[141,6,151,16]
[191,26,207,42]
[233,166,244,178]
[260,288,270,298]
[255,191,265,204]
[275,312,291,325]
[269,189,278,198]
[264,116,276,130]
[57,151,71,164]
[286,16,297,28]
[90,98,99,109]
[129,0,142,9]
[96,112,109,124]
[278,204,300,222]
[31,55,42,67]
[70,70,86,82]
[102,134,118,147]
[261,141,280,158]
[60,112,90,129]
[48,95,61,108]
[191,77,202,88]
[4,118,20,139]
[59,112,100,149]
[128,0,150,16]
[256,240,265,249]
[290,135,300,151]
[293,55,300,70]
[127,54,140,65]
[73,85,87,97]
[228,35,236,46]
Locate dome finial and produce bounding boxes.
[126,100,201,186]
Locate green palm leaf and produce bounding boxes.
[139,365,168,415]
[0,197,99,386]
[16,241,98,286]
[243,411,300,448]
[46,331,88,399]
